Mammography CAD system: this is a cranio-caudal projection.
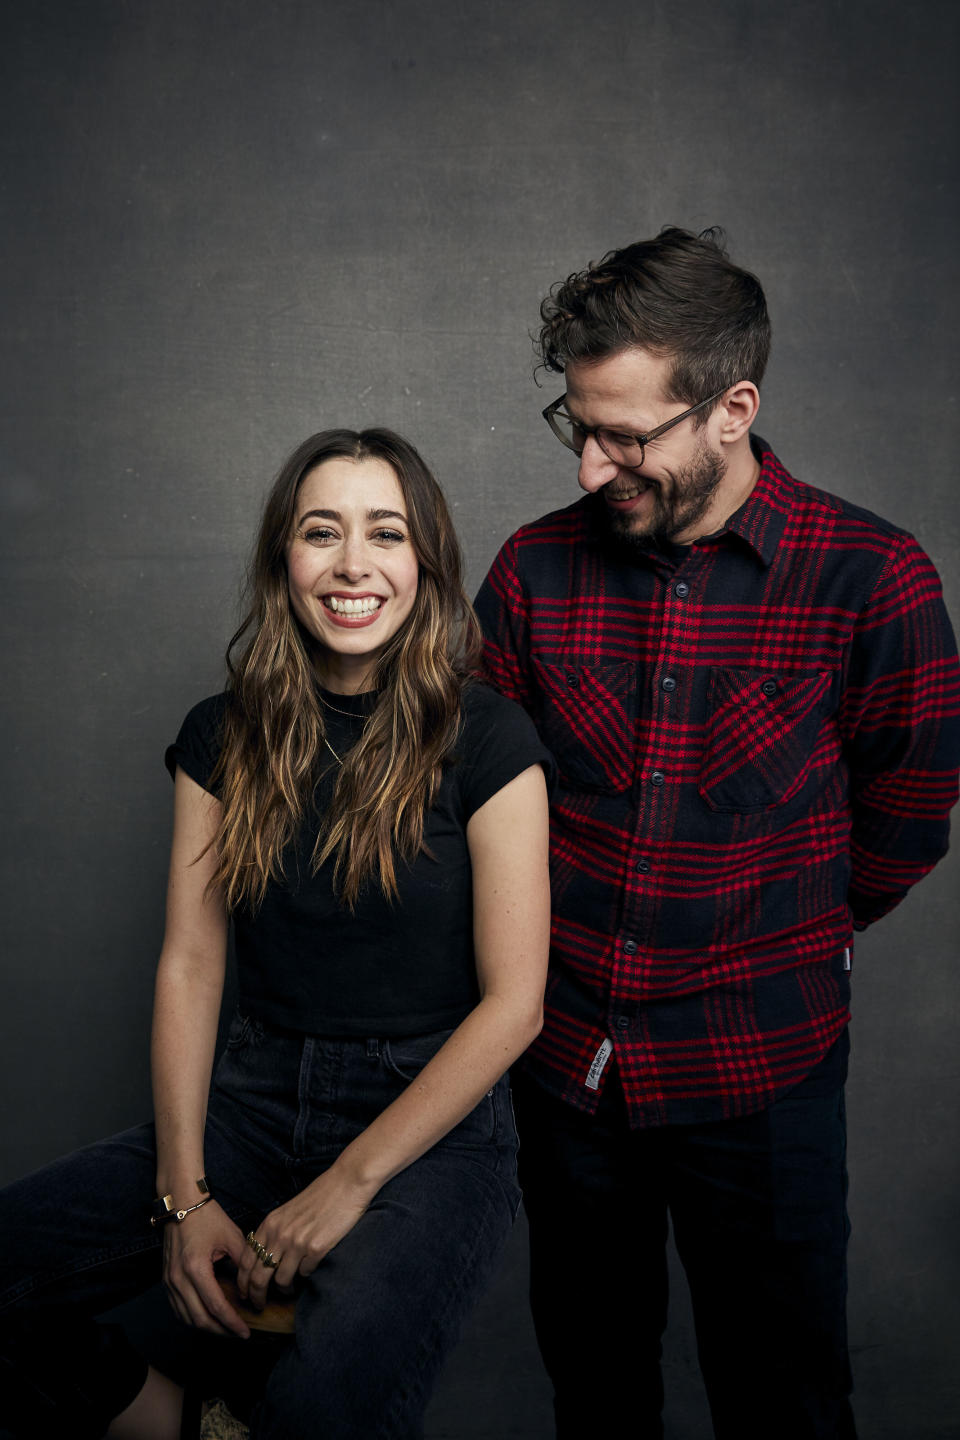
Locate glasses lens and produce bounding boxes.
[596,430,644,467]
[548,408,585,454]
[546,406,645,468]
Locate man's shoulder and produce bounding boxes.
[501,495,596,551]
[765,443,909,541]
[758,444,922,573]
[787,474,910,543]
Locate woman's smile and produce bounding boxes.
[322,592,386,622]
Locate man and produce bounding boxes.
[475,227,960,1440]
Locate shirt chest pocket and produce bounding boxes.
[699,667,833,813]
[531,658,637,794]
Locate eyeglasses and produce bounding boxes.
[542,386,731,471]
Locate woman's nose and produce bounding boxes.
[334,538,371,578]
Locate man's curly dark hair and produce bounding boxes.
[536,226,770,415]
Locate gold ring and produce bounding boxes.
[245,1230,279,1269]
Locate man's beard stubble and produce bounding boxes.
[603,443,727,554]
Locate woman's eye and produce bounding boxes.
[372,528,406,544]
[301,526,337,545]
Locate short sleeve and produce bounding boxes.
[456,682,556,820]
[164,693,229,797]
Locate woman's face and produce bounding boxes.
[286,456,420,692]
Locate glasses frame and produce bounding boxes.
[542,385,732,470]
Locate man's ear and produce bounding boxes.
[716,381,759,444]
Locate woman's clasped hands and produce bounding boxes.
[236,1163,372,1311]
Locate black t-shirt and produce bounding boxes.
[165,682,554,1036]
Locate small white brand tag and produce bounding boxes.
[585,1038,614,1091]
[843,947,851,972]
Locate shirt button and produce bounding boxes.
[566,673,580,689]
[635,858,651,873]
[761,679,778,697]
[660,676,677,692]
[623,939,638,954]
[650,770,665,786]
[615,1015,630,1029]
[674,581,690,598]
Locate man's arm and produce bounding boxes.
[840,531,960,928]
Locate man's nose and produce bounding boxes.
[577,434,620,493]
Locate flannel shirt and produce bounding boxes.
[476,438,960,1127]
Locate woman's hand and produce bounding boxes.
[237,1165,372,1310]
[163,1199,252,1338]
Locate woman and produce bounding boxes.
[0,428,552,1439]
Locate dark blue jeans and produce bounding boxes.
[0,1015,520,1440]
[513,1032,856,1440]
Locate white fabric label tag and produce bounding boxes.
[585,1038,614,1091]
[843,947,851,971]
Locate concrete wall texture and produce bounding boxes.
[1,3,957,1436]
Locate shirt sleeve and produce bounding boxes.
[164,693,229,797]
[474,534,536,713]
[456,683,556,820]
[839,532,960,927]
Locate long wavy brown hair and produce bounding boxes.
[209,429,481,911]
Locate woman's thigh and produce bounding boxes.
[243,1027,520,1438]
[0,1123,164,1315]
[254,1140,519,1440]
[0,1113,292,1318]
[0,1125,170,1438]
[0,1112,295,1436]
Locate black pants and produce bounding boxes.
[513,1033,856,1440]
[0,1022,520,1440]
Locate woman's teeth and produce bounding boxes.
[325,596,383,615]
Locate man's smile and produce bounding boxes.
[604,478,658,504]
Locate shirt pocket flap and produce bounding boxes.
[699,667,833,812]
[530,657,637,794]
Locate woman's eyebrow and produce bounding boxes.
[295,507,408,523]
[297,508,341,523]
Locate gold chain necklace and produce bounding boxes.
[319,691,371,718]
[319,688,375,767]
[321,732,342,766]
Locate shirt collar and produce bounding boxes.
[719,435,794,568]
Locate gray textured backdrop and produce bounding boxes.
[1,2,958,1436]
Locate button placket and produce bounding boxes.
[645,569,691,790]
[617,560,697,1007]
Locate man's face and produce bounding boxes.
[564,349,727,547]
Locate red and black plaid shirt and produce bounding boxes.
[476,439,960,1127]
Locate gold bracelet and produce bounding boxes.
[150,1175,211,1228]
[169,1195,213,1224]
